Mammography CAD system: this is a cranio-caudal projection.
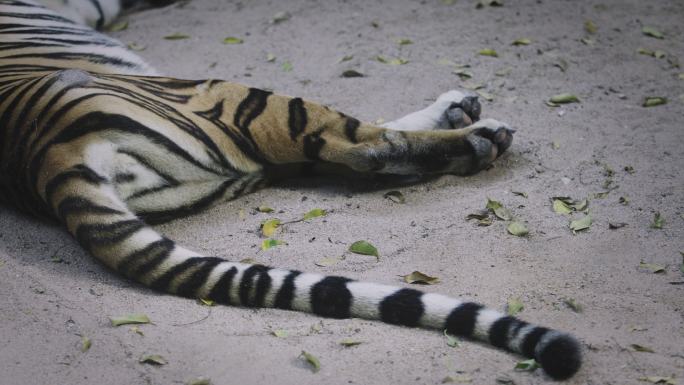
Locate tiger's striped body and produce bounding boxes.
[0,0,581,380]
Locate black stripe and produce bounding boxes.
[444,302,483,337]
[194,100,266,166]
[207,266,238,304]
[303,128,326,160]
[310,276,352,319]
[344,116,360,144]
[117,238,175,279]
[150,256,204,292]
[75,219,145,250]
[233,87,271,141]
[86,0,105,30]
[175,257,225,298]
[44,165,107,207]
[379,288,424,327]
[288,97,307,141]
[238,264,272,307]
[488,316,516,350]
[521,326,550,358]
[56,196,124,222]
[273,270,301,310]
[137,178,238,224]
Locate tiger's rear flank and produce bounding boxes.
[0,0,581,380]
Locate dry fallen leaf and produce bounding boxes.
[507,298,524,316]
[261,219,281,237]
[110,314,150,327]
[339,339,363,347]
[299,350,321,373]
[507,222,529,236]
[478,48,499,57]
[139,354,167,365]
[630,344,655,353]
[403,271,440,285]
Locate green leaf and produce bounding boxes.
[650,212,664,229]
[570,215,592,233]
[164,33,190,40]
[299,350,321,373]
[261,219,281,237]
[127,42,146,51]
[222,37,243,44]
[271,11,291,24]
[110,314,150,327]
[339,339,363,347]
[261,239,285,250]
[643,97,667,107]
[630,344,655,353]
[507,298,524,316]
[383,190,405,204]
[272,329,288,338]
[403,271,440,285]
[639,376,677,385]
[553,199,573,214]
[281,61,293,72]
[485,198,502,210]
[257,206,274,213]
[186,377,212,385]
[493,206,512,221]
[139,354,167,365]
[478,48,498,57]
[303,208,327,220]
[108,21,128,32]
[512,191,528,198]
[341,69,364,78]
[81,336,91,352]
[642,26,664,39]
[443,330,460,348]
[564,298,583,313]
[397,38,413,45]
[511,38,531,46]
[549,93,580,104]
[514,358,539,371]
[584,20,598,34]
[507,222,529,236]
[349,240,379,257]
[639,262,666,274]
[266,53,276,62]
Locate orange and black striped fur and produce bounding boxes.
[0,0,581,379]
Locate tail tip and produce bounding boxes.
[537,333,582,380]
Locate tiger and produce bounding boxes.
[0,0,581,380]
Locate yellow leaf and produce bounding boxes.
[261,219,281,237]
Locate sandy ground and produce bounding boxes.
[1,0,683,384]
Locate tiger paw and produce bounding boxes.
[435,90,482,130]
[463,118,515,172]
